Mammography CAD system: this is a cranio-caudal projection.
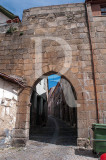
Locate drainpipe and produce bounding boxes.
[85,2,99,123]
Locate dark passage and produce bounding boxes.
[30,116,77,146]
[29,76,77,146]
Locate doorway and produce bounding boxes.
[29,74,77,146]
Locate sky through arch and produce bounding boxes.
[48,74,61,90]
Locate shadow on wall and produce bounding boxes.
[30,92,48,129]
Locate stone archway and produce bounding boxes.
[12,67,84,147]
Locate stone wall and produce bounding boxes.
[87,3,106,124]
[0,23,19,33]
[0,78,19,147]
[0,2,105,147]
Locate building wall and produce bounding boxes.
[0,12,10,26]
[0,2,105,147]
[87,2,106,124]
[48,79,77,127]
[36,79,48,96]
[0,78,19,147]
[30,79,48,128]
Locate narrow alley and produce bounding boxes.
[30,116,77,146]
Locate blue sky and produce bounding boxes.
[0,0,85,19]
[48,75,61,90]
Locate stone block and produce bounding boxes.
[11,138,27,147]
[15,121,29,129]
[77,138,91,148]
[94,17,106,22]
[17,106,30,114]
[78,44,90,50]
[16,113,30,122]
[84,104,96,111]
[77,23,85,28]
[0,64,6,70]
[13,129,29,138]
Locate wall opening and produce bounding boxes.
[29,73,77,146]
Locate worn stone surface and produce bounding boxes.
[0,2,105,147]
[0,144,98,160]
[0,79,20,147]
[86,3,106,124]
[0,117,97,160]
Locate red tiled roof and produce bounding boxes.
[86,0,106,4]
[0,72,26,87]
[0,5,20,21]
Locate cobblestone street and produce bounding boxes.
[0,117,97,160]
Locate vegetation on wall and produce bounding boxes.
[6,26,17,35]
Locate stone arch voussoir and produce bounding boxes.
[14,66,84,147]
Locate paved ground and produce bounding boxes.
[0,116,98,160]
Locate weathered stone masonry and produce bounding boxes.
[0,73,25,147]
[0,1,106,147]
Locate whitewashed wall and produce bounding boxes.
[0,78,19,147]
[36,79,48,96]
[0,12,10,26]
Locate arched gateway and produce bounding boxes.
[13,69,86,147]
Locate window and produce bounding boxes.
[101,6,106,15]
